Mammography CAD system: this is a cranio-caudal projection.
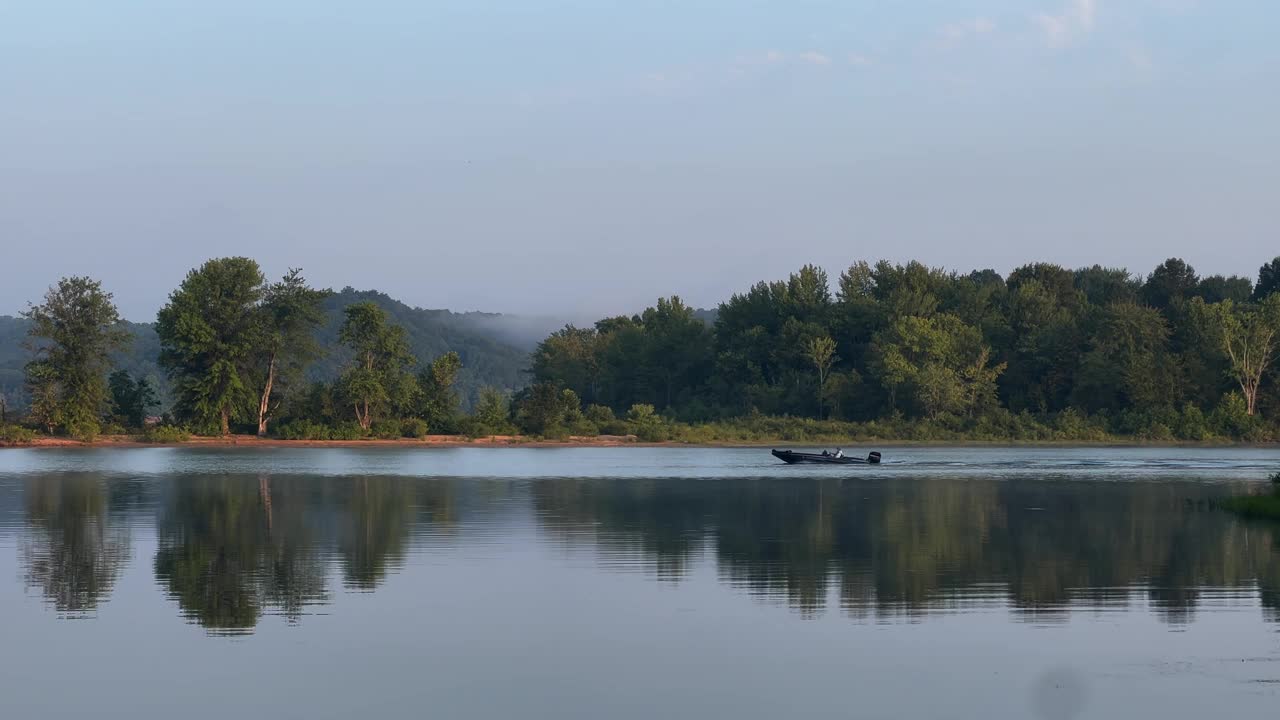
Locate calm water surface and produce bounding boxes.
[2,446,1280,719]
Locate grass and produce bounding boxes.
[1221,493,1280,521]
[1220,471,1280,521]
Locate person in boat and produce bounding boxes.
[821,450,830,457]
[834,448,844,458]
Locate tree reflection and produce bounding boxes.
[154,475,329,634]
[151,474,431,632]
[534,475,1280,623]
[21,475,130,615]
[336,477,414,590]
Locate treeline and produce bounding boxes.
[526,257,1280,442]
[10,255,1280,444]
[1,258,526,441]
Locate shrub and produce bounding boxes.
[329,421,368,441]
[0,425,37,445]
[625,404,659,424]
[371,419,403,440]
[100,422,128,436]
[1211,392,1254,438]
[66,418,100,443]
[598,420,632,436]
[401,418,430,438]
[275,420,328,440]
[584,404,616,425]
[141,425,190,444]
[540,424,572,441]
[1174,403,1211,441]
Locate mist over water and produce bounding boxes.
[2,447,1279,719]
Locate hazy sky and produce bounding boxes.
[2,0,1277,321]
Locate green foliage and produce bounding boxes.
[274,419,332,440]
[370,418,405,439]
[336,302,418,430]
[584,404,616,425]
[156,257,266,435]
[520,257,1280,442]
[108,370,157,429]
[1190,295,1280,417]
[1220,492,1280,521]
[273,419,367,441]
[625,404,670,441]
[252,269,329,435]
[415,351,462,433]
[401,417,430,438]
[19,254,1280,444]
[0,424,37,444]
[467,387,516,435]
[22,276,128,436]
[514,383,583,436]
[140,425,191,444]
[1211,391,1255,438]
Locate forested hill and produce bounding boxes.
[309,288,533,406]
[1,288,537,411]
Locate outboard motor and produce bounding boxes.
[867,451,882,464]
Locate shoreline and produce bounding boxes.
[2,434,1277,450]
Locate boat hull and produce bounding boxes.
[771,449,881,465]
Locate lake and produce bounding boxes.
[2,446,1279,719]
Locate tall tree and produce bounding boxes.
[22,276,128,436]
[873,314,1004,419]
[1190,295,1280,416]
[1254,257,1280,300]
[805,335,837,419]
[416,351,462,433]
[336,302,416,430]
[253,269,328,436]
[156,257,266,435]
[1142,258,1199,310]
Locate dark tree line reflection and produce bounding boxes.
[532,477,1280,623]
[13,474,1280,633]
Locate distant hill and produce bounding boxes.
[0,288,538,413]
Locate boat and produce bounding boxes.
[771,449,882,465]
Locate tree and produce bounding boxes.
[874,314,1004,419]
[1190,295,1280,416]
[514,383,582,435]
[1072,303,1176,414]
[472,387,515,434]
[1196,275,1253,305]
[336,302,416,430]
[416,351,462,433]
[1255,257,1280,300]
[22,276,128,436]
[108,370,158,428]
[156,258,265,435]
[1142,258,1198,310]
[530,326,601,404]
[253,269,328,436]
[638,297,714,410]
[25,360,62,434]
[805,335,838,418]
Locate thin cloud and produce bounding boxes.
[1036,0,1096,48]
[939,17,997,43]
[798,51,832,66]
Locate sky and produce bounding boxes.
[2,0,1277,321]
